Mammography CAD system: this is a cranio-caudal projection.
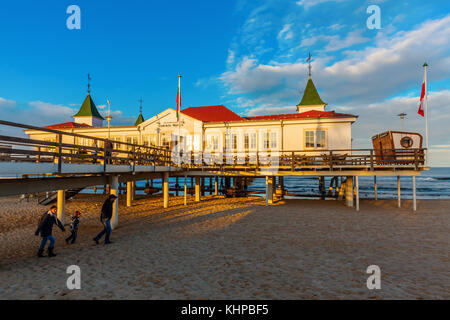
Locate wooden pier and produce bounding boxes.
[0,120,427,227]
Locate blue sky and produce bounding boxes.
[0,0,449,165]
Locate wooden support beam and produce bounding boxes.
[337,177,345,201]
[214,176,218,195]
[110,175,119,229]
[356,176,360,211]
[266,176,273,206]
[412,176,416,212]
[374,176,378,201]
[184,176,187,206]
[397,176,401,208]
[195,176,201,202]
[126,181,132,207]
[345,176,354,207]
[163,172,169,208]
[57,189,65,224]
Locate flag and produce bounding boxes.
[306,52,311,62]
[176,77,181,122]
[418,70,426,117]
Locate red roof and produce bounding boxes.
[181,105,244,122]
[43,122,92,129]
[246,110,357,121]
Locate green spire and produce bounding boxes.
[297,77,326,106]
[134,112,145,125]
[74,94,105,119]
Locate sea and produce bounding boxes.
[2,167,448,200]
[128,167,450,200]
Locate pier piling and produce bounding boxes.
[195,176,201,202]
[110,175,119,229]
[57,189,65,224]
[374,176,378,200]
[163,172,169,208]
[214,176,218,195]
[355,176,360,211]
[126,181,132,207]
[345,177,354,207]
[184,176,187,206]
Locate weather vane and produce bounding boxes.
[87,73,92,94]
[139,97,143,114]
[306,53,312,78]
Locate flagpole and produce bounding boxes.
[424,62,429,167]
[178,74,181,165]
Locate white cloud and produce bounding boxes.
[226,49,236,65]
[300,30,369,52]
[222,15,450,106]
[0,97,17,108]
[296,0,348,10]
[278,24,293,40]
[351,90,450,157]
[28,101,76,118]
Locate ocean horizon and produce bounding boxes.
[118,167,450,200]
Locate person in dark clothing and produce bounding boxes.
[35,205,65,257]
[65,211,81,244]
[93,194,117,245]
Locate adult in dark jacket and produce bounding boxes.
[35,205,65,257]
[93,194,117,245]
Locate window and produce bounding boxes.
[207,135,219,150]
[193,135,200,150]
[112,137,122,150]
[316,131,325,148]
[270,132,277,149]
[305,130,326,149]
[263,132,269,150]
[186,135,192,151]
[250,133,257,150]
[305,131,314,148]
[225,133,232,150]
[232,134,237,150]
[126,136,138,150]
[244,133,249,150]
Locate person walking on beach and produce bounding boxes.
[35,205,66,258]
[93,194,117,245]
[65,210,81,244]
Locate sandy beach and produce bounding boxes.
[0,194,448,299]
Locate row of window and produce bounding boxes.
[49,130,327,151]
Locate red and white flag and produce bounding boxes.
[176,76,181,122]
[418,69,426,117]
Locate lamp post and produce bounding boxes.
[156,126,160,148]
[398,113,407,131]
[106,99,112,139]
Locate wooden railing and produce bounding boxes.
[175,148,425,171]
[0,120,172,173]
[0,120,426,174]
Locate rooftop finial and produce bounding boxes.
[306,53,312,78]
[87,73,92,94]
[139,97,143,114]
